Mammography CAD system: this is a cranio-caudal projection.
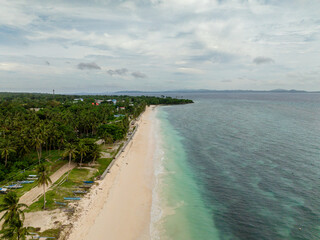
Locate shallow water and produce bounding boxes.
[153,93,320,240]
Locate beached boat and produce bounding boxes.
[64,197,81,200]
[27,177,38,180]
[73,190,87,194]
[18,180,35,184]
[0,187,8,194]
[5,184,23,189]
[83,181,94,184]
[79,185,92,189]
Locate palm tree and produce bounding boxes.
[101,132,113,146]
[0,224,14,239]
[32,134,44,164]
[63,143,78,168]
[17,130,31,157]
[77,141,88,167]
[91,144,101,164]
[36,164,52,209]
[58,132,66,154]
[0,218,30,240]
[0,192,27,228]
[0,140,16,166]
[63,144,78,180]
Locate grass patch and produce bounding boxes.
[0,156,67,205]
[114,143,124,156]
[27,168,92,212]
[93,158,113,179]
[39,228,61,238]
[28,227,61,239]
[26,157,113,212]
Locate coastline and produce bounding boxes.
[67,105,157,240]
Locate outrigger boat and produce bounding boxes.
[72,190,87,194]
[0,187,8,194]
[18,180,35,184]
[5,184,23,189]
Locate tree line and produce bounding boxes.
[0,93,193,181]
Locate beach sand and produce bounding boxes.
[67,106,156,240]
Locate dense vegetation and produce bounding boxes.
[0,93,193,182]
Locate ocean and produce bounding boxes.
[152,93,320,240]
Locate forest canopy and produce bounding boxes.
[0,92,193,182]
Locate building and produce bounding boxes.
[95,99,104,104]
[73,98,84,103]
[106,99,117,105]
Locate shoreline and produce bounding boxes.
[67,105,157,240]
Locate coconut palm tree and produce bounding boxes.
[0,192,27,228]
[91,144,101,165]
[0,224,15,239]
[0,140,16,167]
[63,143,78,168]
[77,141,88,167]
[101,132,113,145]
[63,143,78,180]
[36,164,52,209]
[32,134,44,164]
[0,218,30,240]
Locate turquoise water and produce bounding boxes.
[153,93,320,240]
[153,109,219,240]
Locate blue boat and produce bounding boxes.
[64,197,81,201]
[73,190,87,194]
[5,184,23,189]
[19,180,35,184]
[83,181,94,184]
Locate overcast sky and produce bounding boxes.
[1,0,320,93]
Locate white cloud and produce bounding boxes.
[0,0,37,27]
[0,0,320,92]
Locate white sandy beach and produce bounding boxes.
[67,106,157,240]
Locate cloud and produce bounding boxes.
[77,62,101,70]
[188,51,234,63]
[176,67,203,74]
[107,68,128,76]
[253,57,274,65]
[1,0,320,92]
[131,71,147,78]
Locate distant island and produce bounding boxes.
[115,89,319,94]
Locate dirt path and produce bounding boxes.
[19,162,76,206]
[0,163,76,228]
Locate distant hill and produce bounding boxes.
[62,89,320,95]
[114,89,318,94]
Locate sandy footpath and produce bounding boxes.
[67,106,156,240]
[0,162,76,229]
[20,162,76,206]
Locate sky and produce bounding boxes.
[0,0,320,93]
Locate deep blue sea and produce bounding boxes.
[153,93,320,240]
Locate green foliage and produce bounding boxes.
[39,228,60,239]
[97,123,126,141]
[0,218,30,240]
[0,192,27,229]
[36,164,52,209]
[27,168,92,212]
[0,139,16,166]
[0,92,192,180]
[62,143,78,166]
[93,158,113,179]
